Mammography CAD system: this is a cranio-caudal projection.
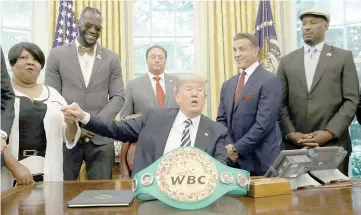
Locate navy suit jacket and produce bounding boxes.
[83,108,235,176]
[217,65,282,175]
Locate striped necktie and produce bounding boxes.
[180,119,193,147]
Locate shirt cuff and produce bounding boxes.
[80,112,91,125]
[0,130,8,140]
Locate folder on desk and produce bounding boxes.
[67,190,135,208]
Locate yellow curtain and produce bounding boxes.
[203,0,288,119]
[48,0,134,83]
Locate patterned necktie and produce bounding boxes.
[234,71,247,103]
[153,77,165,108]
[78,45,94,56]
[180,119,193,147]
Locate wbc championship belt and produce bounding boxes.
[132,147,250,210]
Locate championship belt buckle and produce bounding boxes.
[133,147,250,210]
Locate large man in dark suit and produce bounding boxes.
[1,46,15,155]
[45,7,124,180]
[63,75,238,175]
[216,33,283,176]
[277,9,360,175]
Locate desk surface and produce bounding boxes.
[1,180,361,215]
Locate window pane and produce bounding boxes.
[175,0,193,36]
[325,28,344,48]
[134,38,151,74]
[296,30,303,48]
[296,0,315,28]
[1,29,31,69]
[175,38,194,73]
[347,24,361,58]
[314,0,344,26]
[345,0,361,23]
[151,0,175,36]
[2,0,32,29]
[152,38,175,72]
[134,0,150,36]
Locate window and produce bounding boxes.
[0,0,48,81]
[133,0,194,78]
[296,0,361,77]
[296,0,361,178]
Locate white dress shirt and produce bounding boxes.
[304,41,325,91]
[75,39,97,87]
[238,61,260,85]
[163,110,201,155]
[80,110,201,155]
[148,72,166,95]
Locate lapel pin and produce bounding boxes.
[96,54,102,60]
[205,132,208,136]
[326,53,332,57]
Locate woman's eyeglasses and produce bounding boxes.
[80,20,102,33]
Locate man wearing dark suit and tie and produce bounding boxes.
[217,33,283,176]
[45,7,124,180]
[119,45,179,118]
[119,45,178,177]
[1,46,15,155]
[277,9,359,175]
[63,75,238,175]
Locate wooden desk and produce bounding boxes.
[1,180,361,215]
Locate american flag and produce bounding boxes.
[52,0,78,48]
[253,0,282,73]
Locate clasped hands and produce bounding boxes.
[225,144,239,162]
[61,103,95,140]
[287,130,334,148]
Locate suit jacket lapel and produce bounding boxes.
[194,115,211,153]
[68,42,86,88]
[143,75,160,107]
[227,75,238,118]
[164,74,175,106]
[155,109,178,158]
[297,48,309,93]
[233,67,260,110]
[309,44,333,93]
[88,43,103,87]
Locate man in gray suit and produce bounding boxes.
[120,45,179,118]
[62,75,239,175]
[45,7,124,180]
[277,9,360,174]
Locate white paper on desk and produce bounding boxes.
[310,169,350,184]
[19,156,44,175]
[289,173,321,190]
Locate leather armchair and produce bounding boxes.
[119,114,141,179]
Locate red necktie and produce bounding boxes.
[232,71,246,132]
[153,77,165,108]
[234,71,247,103]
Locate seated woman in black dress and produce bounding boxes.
[1,42,81,190]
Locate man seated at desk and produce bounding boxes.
[62,75,239,175]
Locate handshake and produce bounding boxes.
[60,102,86,124]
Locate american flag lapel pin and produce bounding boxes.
[326,53,332,57]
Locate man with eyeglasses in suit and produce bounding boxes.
[45,7,125,180]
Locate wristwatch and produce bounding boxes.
[232,145,238,154]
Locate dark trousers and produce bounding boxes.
[63,139,114,180]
